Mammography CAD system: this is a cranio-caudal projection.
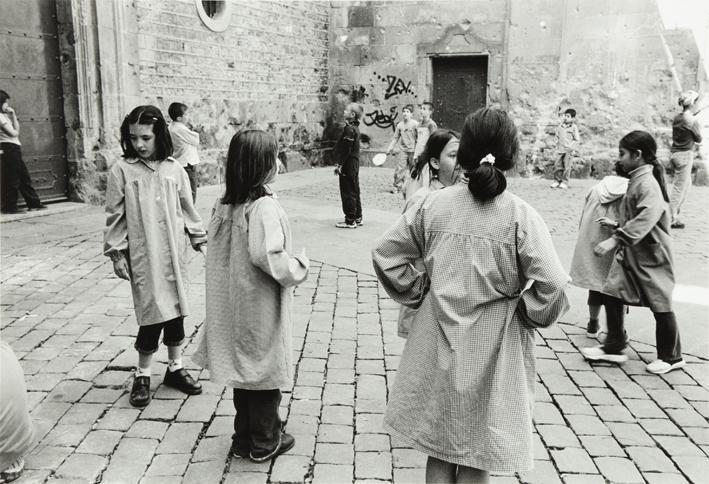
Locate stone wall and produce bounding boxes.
[328,0,706,179]
[66,0,329,203]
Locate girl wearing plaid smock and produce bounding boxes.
[373,108,570,480]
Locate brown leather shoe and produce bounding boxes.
[163,368,202,395]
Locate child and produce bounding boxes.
[386,104,418,194]
[551,108,580,189]
[581,130,685,375]
[668,90,702,229]
[104,105,206,408]
[0,90,46,213]
[192,129,309,462]
[168,102,201,203]
[334,103,363,229]
[397,129,460,338]
[569,166,628,337]
[373,108,569,480]
[404,102,439,200]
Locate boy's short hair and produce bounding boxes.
[421,101,434,111]
[403,104,414,113]
[347,102,363,121]
[564,108,577,118]
[168,102,188,121]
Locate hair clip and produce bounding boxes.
[480,153,496,165]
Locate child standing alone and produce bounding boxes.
[192,130,309,462]
[386,104,418,194]
[334,103,363,229]
[104,105,206,408]
[168,102,201,203]
[581,130,685,374]
[551,108,580,189]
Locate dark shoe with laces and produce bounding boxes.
[163,368,202,395]
[249,433,295,462]
[129,376,151,408]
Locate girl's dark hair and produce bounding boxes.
[120,105,173,160]
[410,129,460,181]
[221,129,278,205]
[619,130,669,203]
[0,90,10,106]
[457,107,519,200]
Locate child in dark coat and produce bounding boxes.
[334,103,363,229]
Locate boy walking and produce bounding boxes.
[386,105,418,194]
[168,102,201,202]
[551,108,580,189]
[334,103,363,229]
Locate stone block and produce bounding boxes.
[182,461,225,484]
[566,415,611,436]
[95,407,140,431]
[193,435,231,463]
[55,453,108,481]
[606,422,654,446]
[175,394,220,422]
[322,405,354,425]
[554,395,595,415]
[355,433,391,452]
[356,413,385,434]
[145,453,190,476]
[312,463,354,484]
[270,454,311,483]
[318,423,354,444]
[626,446,678,472]
[140,398,183,420]
[76,430,123,455]
[392,447,425,468]
[156,422,203,454]
[551,448,597,474]
[594,457,644,483]
[315,442,355,465]
[579,435,626,457]
[355,451,392,480]
[536,424,581,448]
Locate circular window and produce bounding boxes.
[195,0,232,32]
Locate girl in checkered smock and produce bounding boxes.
[373,108,570,481]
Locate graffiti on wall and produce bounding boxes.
[363,106,399,131]
[374,72,416,100]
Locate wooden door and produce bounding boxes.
[0,0,68,202]
[432,56,488,132]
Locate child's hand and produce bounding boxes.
[596,217,619,228]
[594,237,618,257]
[113,258,131,280]
[334,166,342,176]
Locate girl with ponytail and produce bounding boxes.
[372,107,569,480]
[582,130,685,375]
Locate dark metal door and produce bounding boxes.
[432,56,488,132]
[0,0,68,202]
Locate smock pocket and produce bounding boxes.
[635,241,668,268]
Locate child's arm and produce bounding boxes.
[613,184,664,246]
[516,210,571,328]
[0,111,19,137]
[386,123,402,154]
[177,167,207,249]
[572,124,580,150]
[248,198,309,287]
[690,118,703,144]
[372,196,430,308]
[103,165,131,279]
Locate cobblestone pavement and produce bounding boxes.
[1,171,708,483]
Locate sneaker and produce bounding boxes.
[670,221,685,229]
[250,432,295,462]
[129,375,151,407]
[586,319,599,337]
[580,345,628,363]
[646,359,686,374]
[390,187,401,194]
[230,439,250,458]
[335,221,357,229]
[163,368,203,395]
[355,218,363,226]
[550,182,560,188]
[0,456,24,483]
[558,182,569,189]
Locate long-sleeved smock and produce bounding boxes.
[372,185,570,472]
[602,165,674,312]
[569,176,628,292]
[192,194,309,390]
[103,157,207,326]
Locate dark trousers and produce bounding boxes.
[134,317,185,354]
[232,388,282,455]
[338,166,362,224]
[1,143,42,210]
[601,294,682,362]
[184,164,197,203]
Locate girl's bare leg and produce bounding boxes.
[456,465,489,484]
[426,456,456,484]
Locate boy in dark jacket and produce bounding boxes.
[335,103,363,229]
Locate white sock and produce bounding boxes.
[136,366,151,378]
[168,359,183,372]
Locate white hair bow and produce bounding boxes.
[480,153,496,165]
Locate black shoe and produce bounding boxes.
[249,433,295,462]
[586,318,599,337]
[28,204,47,210]
[671,221,685,229]
[163,368,202,395]
[355,218,363,226]
[230,437,250,458]
[130,376,151,407]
